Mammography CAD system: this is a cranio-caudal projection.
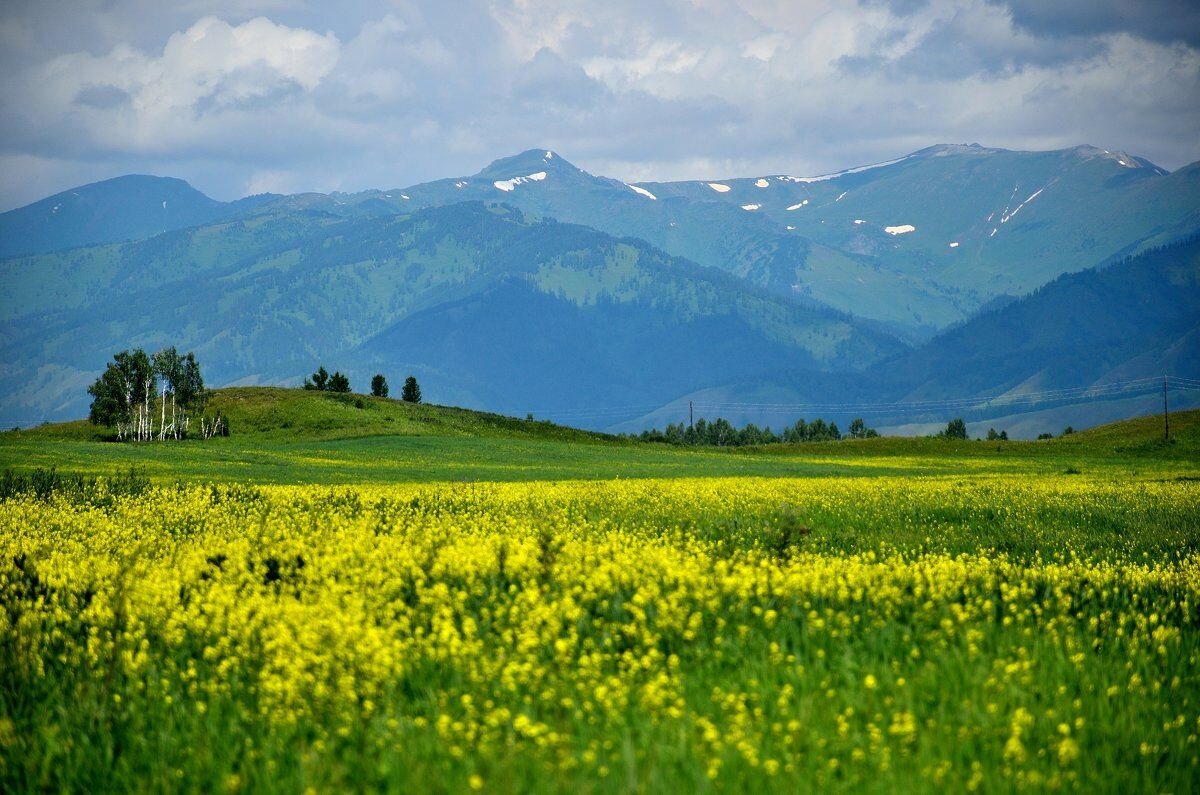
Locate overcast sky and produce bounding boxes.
[1,0,1198,210]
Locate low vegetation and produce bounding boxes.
[1,390,1196,792]
[2,475,1197,792]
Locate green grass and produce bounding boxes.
[1,387,1197,485]
[3,476,1198,792]
[3,389,1199,793]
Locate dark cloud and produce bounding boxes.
[892,9,1107,78]
[990,0,1200,47]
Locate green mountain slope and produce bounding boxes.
[352,145,1199,335]
[639,144,1200,300]
[888,234,1200,401]
[0,174,275,258]
[5,144,1194,337]
[0,202,902,427]
[364,149,971,335]
[619,235,1200,437]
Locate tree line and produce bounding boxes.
[631,416,878,447]
[303,366,422,403]
[88,347,226,441]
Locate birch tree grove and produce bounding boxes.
[87,347,227,441]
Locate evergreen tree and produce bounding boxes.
[370,374,389,398]
[401,376,422,404]
[305,366,329,391]
[329,372,351,393]
[942,418,968,440]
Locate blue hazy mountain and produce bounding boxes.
[1,144,1197,431]
[0,174,277,258]
[617,235,1200,437]
[0,202,901,426]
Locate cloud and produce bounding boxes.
[2,16,339,159]
[992,0,1200,48]
[0,0,1196,210]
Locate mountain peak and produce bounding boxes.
[0,173,227,258]
[476,148,582,180]
[916,143,1004,158]
[1069,145,1165,173]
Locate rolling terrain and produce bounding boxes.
[619,236,1200,436]
[1,387,1196,484]
[0,203,900,427]
[1,142,1198,434]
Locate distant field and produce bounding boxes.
[2,390,1198,792]
[1,387,1197,484]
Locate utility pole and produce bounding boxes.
[1163,376,1170,441]
[689,400,694,431]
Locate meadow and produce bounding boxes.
[1,391,1198,792]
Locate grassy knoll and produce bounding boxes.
[1,387,1197,484]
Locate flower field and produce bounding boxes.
[2,475,1199,792]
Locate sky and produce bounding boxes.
[1,0,1198,210]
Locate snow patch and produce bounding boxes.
[707,182,731,193]
[385,194,392,198]
[786,200,809,211]
[493,172,547,192]
[454,181,468,188]
[884,224,915,235]
[786,225,795,230]
[836,191,847,202]
[779,154,911,184]
[754,178,769,188]
[545,151,553,160]
[627,184,657,200]
[162,201,167,209]
[400,194,410,200]
[949,242,959,248]
[1000,187,1045,224]
[989,228,998,237]
[853,219,865,225]
[51,203,60,214]
[741,204,761,211]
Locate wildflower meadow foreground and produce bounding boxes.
[2,475,1198,791]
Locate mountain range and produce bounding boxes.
[1,143,1198,435]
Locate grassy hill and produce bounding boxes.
[2,387,1196,485]
[16,387,619,444]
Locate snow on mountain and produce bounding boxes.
[494,172,547,192]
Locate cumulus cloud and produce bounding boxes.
[0,0,1196,209]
